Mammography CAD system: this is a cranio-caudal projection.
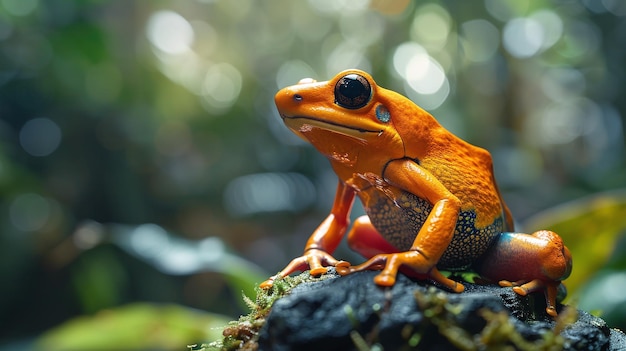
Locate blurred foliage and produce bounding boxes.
[70,221,267,306]
[0,0,625,349]
[35,303,229,351]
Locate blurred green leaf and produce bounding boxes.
[75,221,268,309]
[35,303,230,351]
[523,189,626,299]
[71,247,128,314]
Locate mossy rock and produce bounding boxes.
[201,269,626,351]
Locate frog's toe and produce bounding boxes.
[374,272,397,286]
[516,279,545,294]
[260,275,278,289]
[434,277,464,293]
[335,265,351,276]
[335,260,351,269]
[428,268,464,293]
[512,286,528,296]
[544,283,559,318]
[546,305,558,317]
[309,266,328,276]
[498,279,526,288]
[334,261,352,276]
[505,278,545,297]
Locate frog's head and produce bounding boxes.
[275,69,438,164]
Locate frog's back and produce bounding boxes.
[421,133,504,228]
[389,105,505,227]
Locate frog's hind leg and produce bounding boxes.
[335,215,394,274]
[345,215,399,258]
[476,231,572,317]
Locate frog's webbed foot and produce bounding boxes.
[499,279,559,317]
[260,249,350,289]
[335,251,464,293]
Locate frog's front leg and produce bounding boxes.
[260,181,355,289]
[476,230,573,317]
[337,159,464,293]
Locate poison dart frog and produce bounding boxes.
[261,69,572,317]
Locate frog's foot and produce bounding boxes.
[499,279,559,317]
[260,249,349,289]
[335,251,464,293]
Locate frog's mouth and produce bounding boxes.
[281,115,383,141]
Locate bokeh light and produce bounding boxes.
[460,19,500,63]
[1,0,38,17]
[19,118,62,157]
[503,17,545,58]
[411,4,451,52]
[484,0,528,22]
[9,193,51,232]
[533,97,601,145]
[500,10,564,58]
[276,60,317,90]
[224,173,316,217]
[147,10,195,55]
[200,63,242,112]
[392,42,450,109]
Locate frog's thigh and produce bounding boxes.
[477,232,541,282]
[347,215,399,259]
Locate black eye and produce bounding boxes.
[334,74,372,109]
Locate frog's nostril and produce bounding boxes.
[293,94,303,102]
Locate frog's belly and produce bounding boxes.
[362,191,504,270]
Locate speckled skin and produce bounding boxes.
[363,190,504,270]
[262,69,573,317]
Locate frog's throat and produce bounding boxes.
[281,115,384,141]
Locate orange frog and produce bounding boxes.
[262,69,572,317]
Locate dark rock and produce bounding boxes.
[257,270,626,351]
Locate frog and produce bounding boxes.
[261,69,572,317]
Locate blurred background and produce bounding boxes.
[1,0,625,349]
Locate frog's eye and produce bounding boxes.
[334,74,372,109]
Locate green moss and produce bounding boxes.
[193,271,336,351]
[410,287,578,351]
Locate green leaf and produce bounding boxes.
[35,303,231,351]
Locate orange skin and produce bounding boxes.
[261,69,573,317]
